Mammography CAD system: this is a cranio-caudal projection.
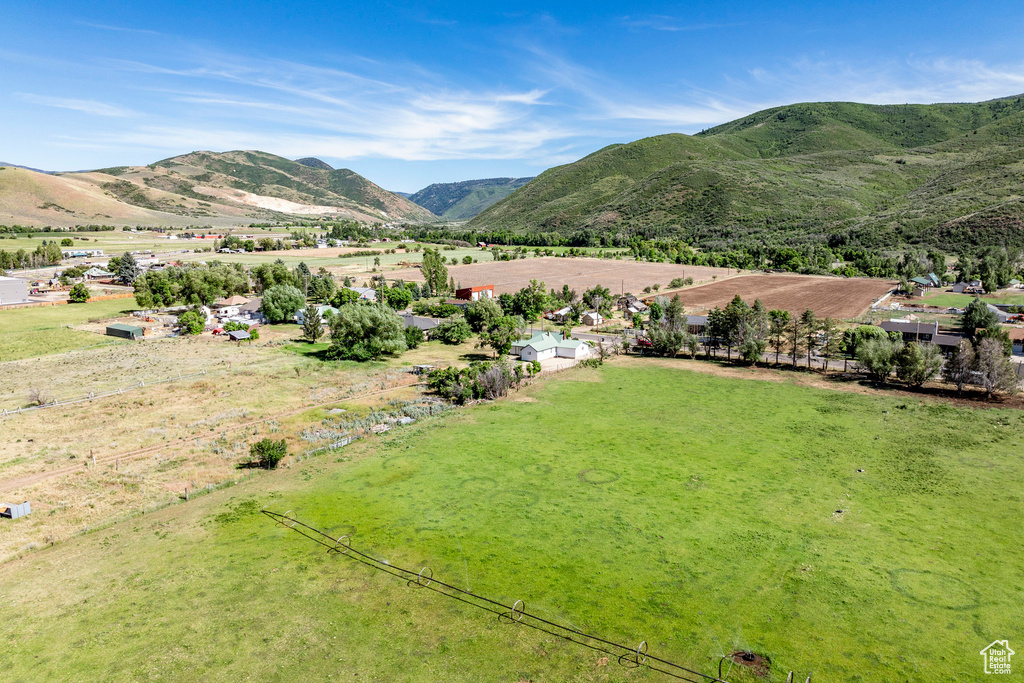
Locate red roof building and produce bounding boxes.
[454,285,494,301]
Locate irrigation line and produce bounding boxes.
[263,509,730,683]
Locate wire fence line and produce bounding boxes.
[1,370,209,417]
[262,509,735,683]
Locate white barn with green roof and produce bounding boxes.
[514,331,591,362]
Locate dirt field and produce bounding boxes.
[665,273,895,318]
[403,257,732,295]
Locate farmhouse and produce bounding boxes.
[212,295,251,318]
[455,285,494,301]
[987,304,1011,323]
[399,312,442,336]
[106,324,144,340]
[880,319,938,342]
[512,331,592,362]
[0,276,30,305]
[952,281,983,294]
[82,267,113,280]
[686,315,708,336]
[347,287,377,302]
[617,295,648,315]
[235,298,266,324]
[545,306,573,322]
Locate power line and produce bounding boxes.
[263,509,731,682]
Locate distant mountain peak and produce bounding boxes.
[407,177,534,219]
[295,157,334,171]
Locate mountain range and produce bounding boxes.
[0,151,433,227]
[468,96,1024,250]
[404,177,533,220]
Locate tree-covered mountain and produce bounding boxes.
[0,150,434,226]
[468,96,1024,251]
[408,177,533,220]
[294,157,334,171]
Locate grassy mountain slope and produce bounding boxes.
[0,165,250,227]
[470,96,1024,248]
[407,177,533,219]
[1,151,433,226]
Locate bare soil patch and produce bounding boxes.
[403,257,732,295]
[665,273,894,318]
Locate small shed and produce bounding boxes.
[106,323,144,340]
[227,330,251,341]
[0,501,31,519]
[581,311,604,326]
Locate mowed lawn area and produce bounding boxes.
[0,298,138,361]
[1,364,1021,681]
[920,290,1024,308]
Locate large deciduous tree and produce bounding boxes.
[325,304,406,361]
[261,285,305,324]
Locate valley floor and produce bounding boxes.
[1,359,1020,681]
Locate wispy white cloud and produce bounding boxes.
[17,92,137,117]
[745,56,1024,105]
[621,16,745,32]
[77,21,160,35]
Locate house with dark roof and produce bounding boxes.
[880,319,938,342]
[399,313,443,336]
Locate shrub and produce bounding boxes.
[404,326,424,349]
[177,310,205,335]
[67,282,90,303]
[433,316,472,345]
[250,438,287,469]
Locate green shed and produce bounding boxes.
[106,323,144,340]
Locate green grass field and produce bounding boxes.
[920,291,1024,308]
[0,363,1020,681]
[0,298,138,361]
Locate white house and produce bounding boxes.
[511,331,562,356]
[554,338,592,359]
[546,306,572,322]
[521,335,559,362]
[581,311,604,326]
[348,287,377,302]
[513,331,591,362]
[295,305,340,324]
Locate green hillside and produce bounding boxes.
[408,177,533,219]
[150,150,434,221]
[469,96,1024,250]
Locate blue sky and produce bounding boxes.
[3,1,1024,192]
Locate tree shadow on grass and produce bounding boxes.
[459,352,492,362]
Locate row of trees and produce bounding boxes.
[134,262,251,308]
[0,241,64,270]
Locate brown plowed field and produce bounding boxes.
[404,257,732,295]
[665,274,895,319]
